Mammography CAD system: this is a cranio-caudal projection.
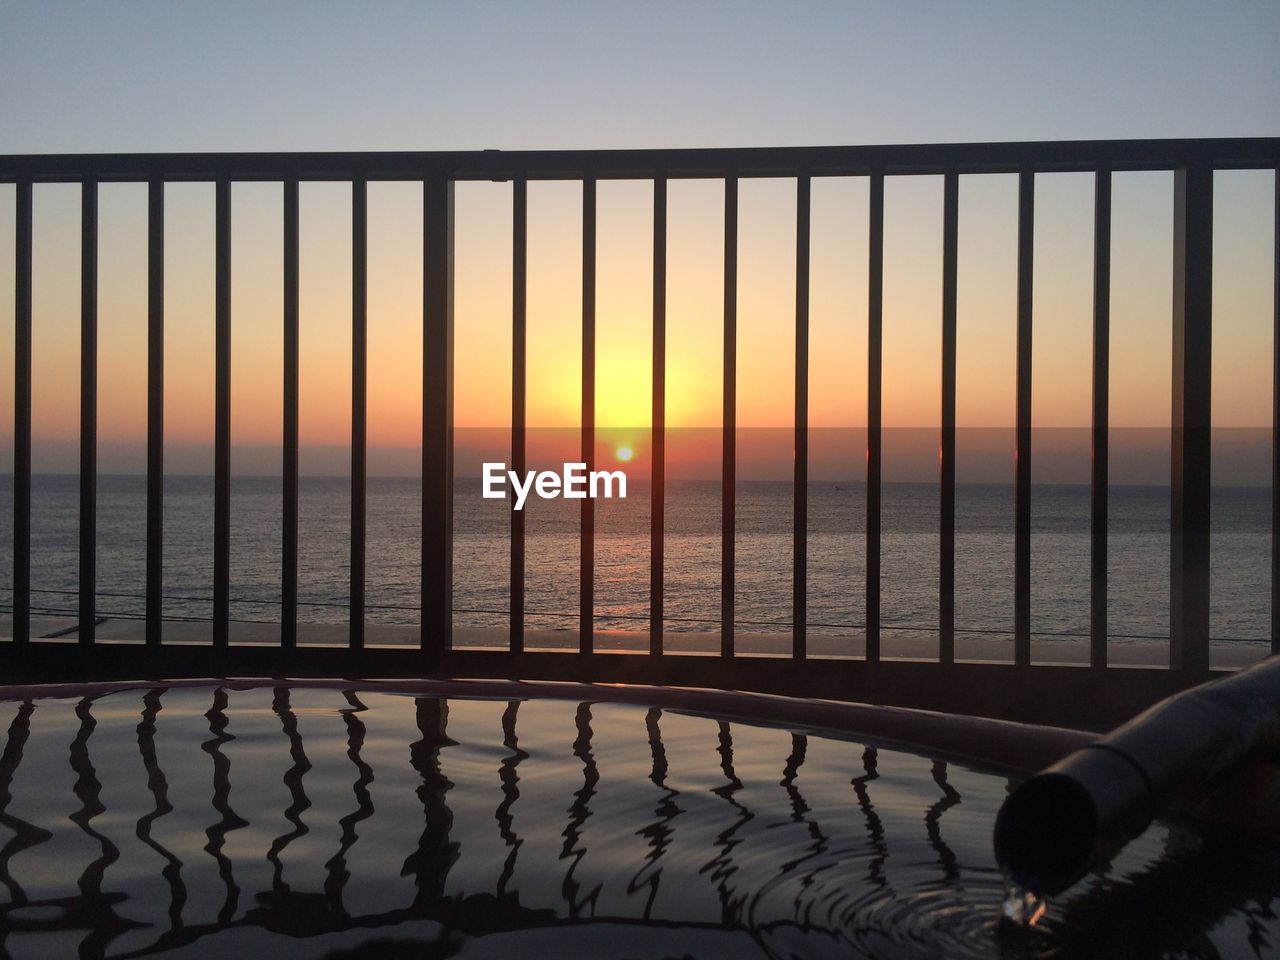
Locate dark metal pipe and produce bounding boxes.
[994,654,1280,896]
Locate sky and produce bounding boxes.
[0,1,1277,478]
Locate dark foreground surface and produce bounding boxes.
[0,682,1275,959]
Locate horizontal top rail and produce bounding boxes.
[1,137,1278,183]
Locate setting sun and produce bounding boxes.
[616,445,634,462]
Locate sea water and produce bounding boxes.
[0,475,1270,650]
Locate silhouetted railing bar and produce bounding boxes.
[146,178,164,648]
[794,174,810,660]
[722,176,737,658]
[940,170,958,665]
[351,179,367,650]
[651,177,666,656]
[581,178,596,655]
[1170,165,1213,672]
[1091,168,1112,669]
[283,178,300,649]
[866,172,884,664]
[213,178,231,648]
[1273,165,1279,657]
[422,176,454,655]
[511,179,527,654]
[3,138,1276,183]
[79,178,97,646]
[13,181,32,646]
[1014,169,1033,667]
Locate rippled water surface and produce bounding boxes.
[0,684,1276,959]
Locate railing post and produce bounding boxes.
[79,178,97,646]
[146,178,164,647]
[651,177,667,657]
[580,178,596,655]
[511,179,527,654]
[1272,165,1279,657]
[940,170,958,665]
[1014,169,1034,667]
[213,178,231,648]
[1170,165,1213,672]
[351,179,367,650]
[422,176,454,656]
[1090,168,1112,669]
[721,176,737,658]
[866,171,884,664]
[793,174,810,660]
[13,181,31,647]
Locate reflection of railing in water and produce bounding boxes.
[69,695,137,956]
[0,700,53,960]
[0,687,1272,959]
[323,690,373,915]
[202,686,247,927]
[266,686,312,898]
[562,701,601,919]
[135,687,185,947]
[404,697,460,910]
[628,706,680,920]
[494,699,524,901]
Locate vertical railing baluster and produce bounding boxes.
[1091,168,1112,669]
[580,178,596,655]
[146,178,164,647]
[1171,165,1213,673]
[79,178,97,646]
[351,179,367,650]
[651,177,666,657]
[511,179,527,654]
[1272,165,1279,657]
[283,179,299,649]
[793,175,810,660]
[422,176,454,656]
[721,176,742,660]
[213,178,231,648]
[1014,169,1034,667]
[866,172,884,664]
[940,171,958,665]
[721,176,737,658]
[13,182,31,647]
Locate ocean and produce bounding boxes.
[0,474,1270,650]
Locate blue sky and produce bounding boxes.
[2,2,1276,154]
[0,3,1276,482]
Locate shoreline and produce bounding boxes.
[1,615,1269,670]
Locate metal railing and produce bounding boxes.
[2,139,1279,726]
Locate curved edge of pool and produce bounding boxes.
[0,675,1094,776]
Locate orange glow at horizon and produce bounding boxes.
[2,172,1274,476]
